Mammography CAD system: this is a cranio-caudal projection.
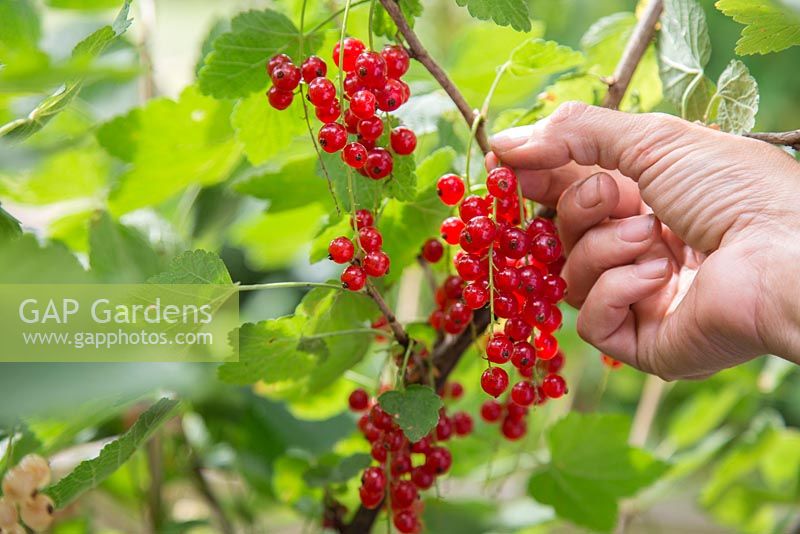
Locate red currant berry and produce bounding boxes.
[504,317,532,342]
[315,98,341,123]
[481,399,503,422]
[398,80,411,102]
[527,216,557,238]
[267,87,293,110]
[510,381,535,406]
[359,486,384,509]
[440,217,465,245]
[453,253,486,282]
[486,167,518,198]
[518,266,545,297]
[300,55,327,83]
[383,429,405,451]
[333,37,365,71]
[360,417,381,441]
[342,142,368,168]
[362,466,387,492]
[365,148,393,179]
[501,416,527,440]
[363,251,390,277]
[421,238,444,263]
[343,108,360,133]
[318,122,347,153]
[391,481,418,510]
[391,455,412,477]
[459,195,490,222]
[549,255,566,276]
[358,226,383,252]
[370,405,394,430]
[535,333,559,360]
[270,62,301,91]
[498,226,531,260]
[463,282,489,310]
[343,71,364,96]
[375,78,405,111]
[328,236,354,264]
[481,366,509,397]
[492,291,519,319]
[460,216,496,253]
[390,127,417,155]
[341,265,366,291]
[521,299,552,329]
[519,365,533,378]
[549,351,566,373]
[394,511,419,534]
[543,274,567,303]
[506,402,528,421]
[486,333,513,364]
[428,309,444,330]
[410,466,434,490]
[357,116,384,141]
[531,233,563,264]
[443,275,464,299]
[411,436,432,454]
[453,411,473,436]
[539,305,562,333]
[494,267,520,292]
[435,415,453,441]
[307,77,336,107]
[511,341,536,369]
[436,174,465,206]
[354,51,387,88]
[602,354,623,369]
[382,44,410,78]
[447,381,464,399]
[348,388,369,411]
[443,302,471,334]
[424,446,452,475]
[267,53,291,76]
[350,90,377,119]
[351,209,374,229]
[542,373,567,398]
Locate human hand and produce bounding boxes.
[488,102,800,379]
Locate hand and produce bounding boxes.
[488,102,800,379]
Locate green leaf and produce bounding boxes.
[453,0,531,32]
[147,250,233,285]
[373,0,423,38]
[712,59,759,134]
[657,0,715,121]
[0,234,90,283]
[198,9,323,98]
[0,1,131,140]
[716,0,800,55]
[303,453,372,487]
[0,0,40,53]
[47,398,179,508]
[0,204,22,241]
[101,86,242,214]
[384,152,417,202]
[44,0,124,9]
[323,152,384,213]
[379,385,443,443]
[309,214,350,264]
[89,212,167,282]
[231,91,308,166]
[666,385,742,450]
[234,155,330,212]
[528,413,669,532]
[508,38,585,77]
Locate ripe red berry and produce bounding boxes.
[486,167,518,198]
[494,267,520,292]
[481,399,502,422]
[527,216,557,238]
[348,388,369,411]
[453,411,473,436]
[543,274,567,302]
[459,195,490,222]
[343,71,364,96]
[318,123,347,153]
[267,87,293,110]
[428,309,444,329]
[424,446,452,475]
[362,466,387,492]
[498,226,531,259]
[343,108,360,133]
[549,351,566,373]
[511,381,535,406]
[315,98,341,123]
[357,116,384,141]
[393,510,419,533]
[481,366,509,397]
[518,265,545,297]
[307,77,336,107]
[504,317,532,342]
[440,217,465,245]
[435,415,453,441]
[391,455,412,477]
[542,373,567,398]
[460,216,496,253]
[375,78,405,111]
[350,89,377,119]
[502,416,527,440]
[535,333,559,360]
[447,381,464,399]
[492,291,519,319]
[363,251,390,277]
[506,402,528,421]
[382,44,410,78]
[354,51,387,88]
[443,275,464,299]
[486,333,513,364]
[333,37,365,71]
[342,142,368,168]
[359,486,384,509]
[531,233,563,264]
[328,236,354,263]
[421,238,444,263]
[511,341,536,369]
[391,480,418,510]
[365,148,393,179]
[300,55,327,83]
[443,302,471,333]
[390,127,417,155]
[539,305,563,333]
[351,209,374,229]
[453,253,486,281]
[436,174,465,206]
[267,53,291,76]
[521,299,552,329]
[410,466,434,489]
[341,265,367,291]
[462,282,489,310]
[271,62,301,91]
[358,226,383,252]
[370,405,394,430]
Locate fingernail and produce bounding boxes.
[576,175,601,208]
[636,258,669,279]
[618,215,654,242]
[490,126,531,152]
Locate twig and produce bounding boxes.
[145,435,163,533]
[602,0,663,109]
[378,0,489,155]
[366,281,410,347]
[137,0,157,102]
[190,455,235,534]
[432,308,491,390]
[629,375,667,447]
[744,129,800,150]
[416,256,438,295]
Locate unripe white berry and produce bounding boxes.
[17,455,50,489]
[0,498,18,528]
[19,493,54,532]
[1,469,36,504]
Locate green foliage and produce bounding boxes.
[0,204,22,240]
[454,0,532,32]
[231,91,309,166]
[528,413,669,532]
[147,250,232,285]
[44,0,123,9]
[89,212,167,283]
[0,234,90,283]
[302,453,372,487]
[373,0,423,38]
[0,0,40,53]
[712,59,760,134]
[716,0,800,55]
[47,398,180,508]
[666,385,743,450]
[507,39,585,77]
[379,385,443,442]
[198,9,323,98]
[234,155,330,212]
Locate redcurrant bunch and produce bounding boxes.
[266,39,418,182]
[328,210,391,291]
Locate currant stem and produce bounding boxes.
[487,198,498,331]
[463,112,481,191]
[368,0,377,50]
[366,281,410,347]
[396,340,415,389]
[304,0,371,37]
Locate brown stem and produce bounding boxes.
[602,0,663,109]
[366,281,409,347]
[378,0,489,155]
[145,435,163,533]
[190,455,235,534]
[744,129,800,150]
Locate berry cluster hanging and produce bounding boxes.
[1,454,54,533]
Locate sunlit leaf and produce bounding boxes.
[716,0,800,55]
[453,0,531,32]
[379,385,443,442]
[712,59,759,134]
